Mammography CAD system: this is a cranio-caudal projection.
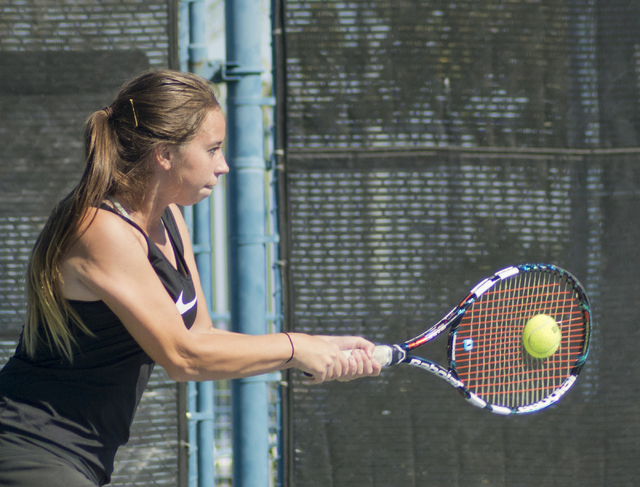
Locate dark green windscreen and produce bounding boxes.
[0,2,180,485]
[279,1,640,485]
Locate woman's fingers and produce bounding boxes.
[291,334,383,383]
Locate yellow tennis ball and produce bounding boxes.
[522,314,560,359]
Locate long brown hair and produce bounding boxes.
[24,70,220,360]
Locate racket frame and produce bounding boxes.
[378,263,591,415]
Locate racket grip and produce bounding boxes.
[342,345,395,367]
[302,344,401,378]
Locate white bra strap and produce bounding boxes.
[105,195,132,219]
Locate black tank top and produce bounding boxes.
[0,206,197,485]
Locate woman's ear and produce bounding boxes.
[154,143,176,171]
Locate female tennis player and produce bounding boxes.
[0,70,381,486]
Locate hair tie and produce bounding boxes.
[102,106,113,119]
[283,332,294,364]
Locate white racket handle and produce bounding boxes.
[303,345,395,378]
[342,345,394,367]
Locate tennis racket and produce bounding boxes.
[357,264,591,415]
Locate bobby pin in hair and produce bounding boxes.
[129,98,139,128]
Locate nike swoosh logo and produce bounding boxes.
[175,291,197,315]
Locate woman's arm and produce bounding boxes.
[63,206,381,382]
[168,205,381,381]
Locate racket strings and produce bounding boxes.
[452,270,587,408]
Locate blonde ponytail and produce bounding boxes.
[24,108,114,360]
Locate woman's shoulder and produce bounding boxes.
[60,207,150,301]
[77,206,148,253]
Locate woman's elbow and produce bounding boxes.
[165,365,192,382]
[156,351,198,382]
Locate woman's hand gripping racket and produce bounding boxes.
[351,264,591,415]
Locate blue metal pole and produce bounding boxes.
[225,0,270,484]
[186,381,198,487]
[180,0,196,483]
[194,203,214,487]
[178,0,189,73]
[188,1,215,487]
